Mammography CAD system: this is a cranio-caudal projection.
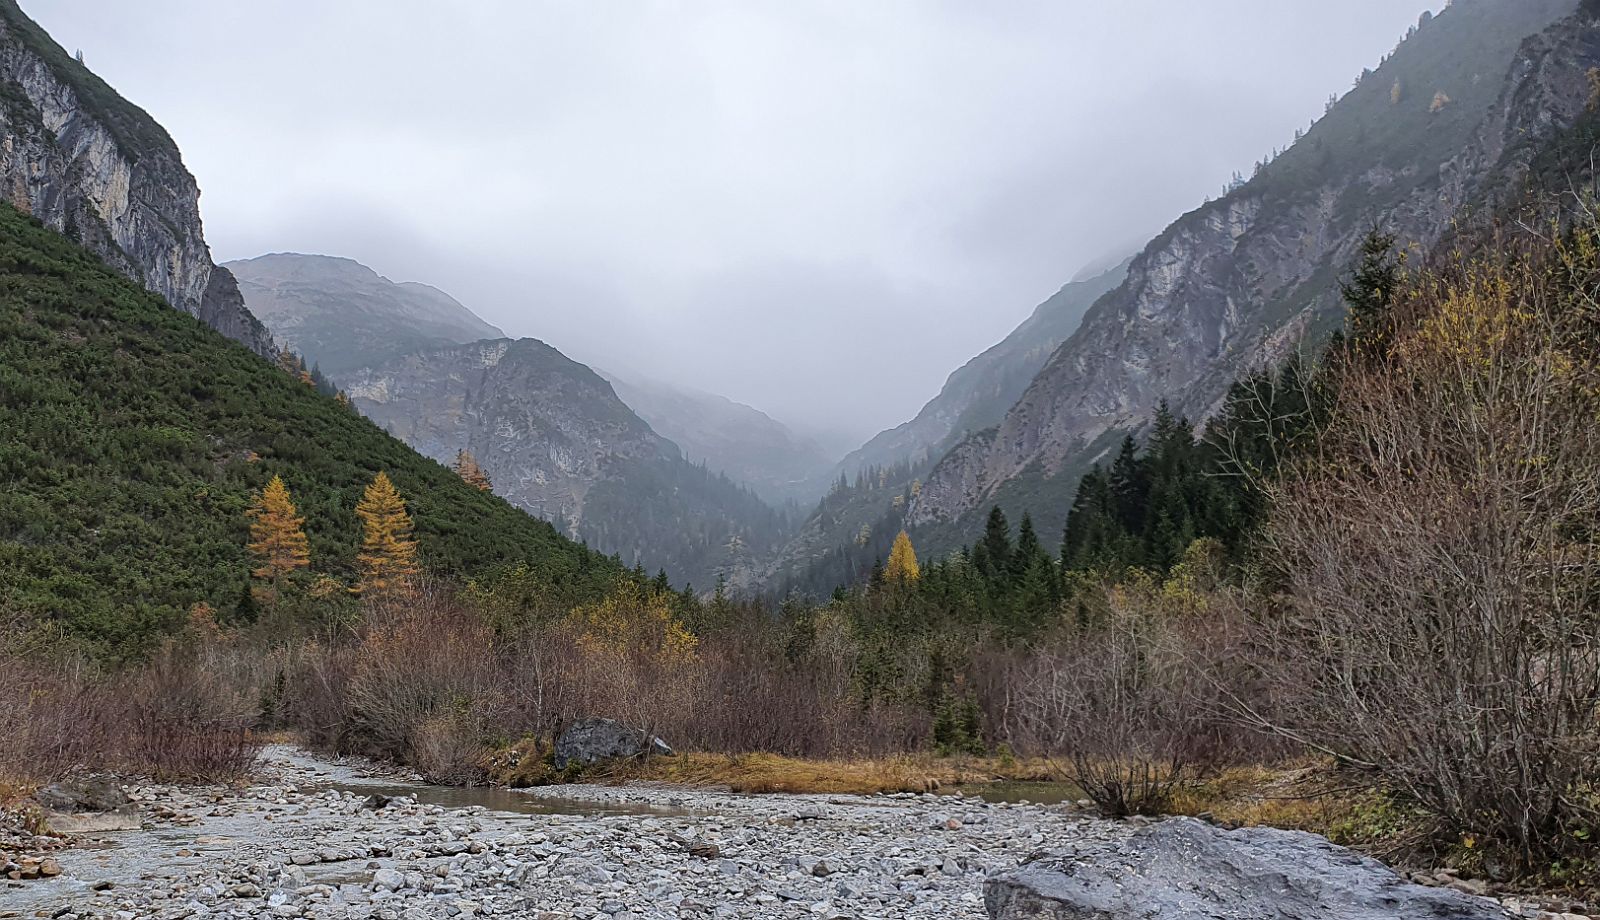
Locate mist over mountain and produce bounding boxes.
[227,253,504,375]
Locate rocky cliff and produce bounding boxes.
[0,0,274,357]
[840,258,1130,480]
[908,0,1584,544]
[343,338,792,589]
[228,253,505,375]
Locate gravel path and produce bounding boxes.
[1,746,1130,920]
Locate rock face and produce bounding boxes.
[984,818,1510,920]
[908,0,1586,548]
[841,258,1131,480]
[0,0,275,358]
[553,718,672,769]
[343,338,790,589]
[227,253,505,375]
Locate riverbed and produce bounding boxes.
[1,746,1131,920]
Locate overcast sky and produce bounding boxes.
[34,1,1438,447]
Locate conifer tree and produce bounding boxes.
[885,530,921,583]
[356,471,421,598]
[1340,228,1402,354]
[452,448,493,491]
[979,507,1012,580]
[247,474,311,581]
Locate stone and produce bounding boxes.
[811,861,832,878]
[554,718,673,769]
[373,868,406,892]
[984,818,1514,920]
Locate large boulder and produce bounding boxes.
[984,817,1511,920]
[554,718,672,769]
[32,775,141,834]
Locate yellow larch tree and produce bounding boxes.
[247,474,311,580]
[885,530,921,584]
[355,471,421,599]
[453,449,493,492]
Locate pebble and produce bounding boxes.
[5,744,1591,920]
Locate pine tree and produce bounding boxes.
[885,530,921,583]
[979,507,1012,580]
[247,474,311,581]
[355,471,421,599]
[452,448,493,491]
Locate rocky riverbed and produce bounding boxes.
[0,747,1591,920]
[2,746,1133,920]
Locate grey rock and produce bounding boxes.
[372,868,406,893]
[554,718,673,769]
[0,5,276,358]
[33,776,129,813]
[983,817,1512,920]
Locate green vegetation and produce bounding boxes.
[0,203,620,654]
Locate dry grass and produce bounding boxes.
[486,745,1062,796]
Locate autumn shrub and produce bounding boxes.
[121,637,263,782]
[1253,227,1600,867]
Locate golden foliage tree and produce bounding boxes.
[356,471,421,599]
[885,530,921,583]
[453,449,493,492]
[247,474,311,580]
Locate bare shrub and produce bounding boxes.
[1253,230,1600,865]
[1007,576,1229,816]
[121,640,263,782]
[343,587,508,765]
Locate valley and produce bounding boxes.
[6,0,1600,916]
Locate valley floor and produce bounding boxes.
[1,746,1126,920]
[3,747,1590,920]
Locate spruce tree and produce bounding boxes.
[979,507,1012,580]
[1340,228,1402,354]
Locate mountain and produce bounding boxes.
[759,256,1131,594]
[341,338,792,590]
[0,203,620,654]
[226,253,505,375]
[839,258,1131,479]
[600,369,834,506]
[906,0,1588,553]
[0,0,273,357]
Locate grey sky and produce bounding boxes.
[34,1,1438,446]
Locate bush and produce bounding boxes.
[1255,227,1600,867]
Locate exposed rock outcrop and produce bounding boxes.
[554,718,672,769]
[0,0,274,357]
[909,0,1586,547]
[984,818,1511,920]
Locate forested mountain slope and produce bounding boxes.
[0,205,619,653]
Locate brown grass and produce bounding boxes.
[489,747,1062,796]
